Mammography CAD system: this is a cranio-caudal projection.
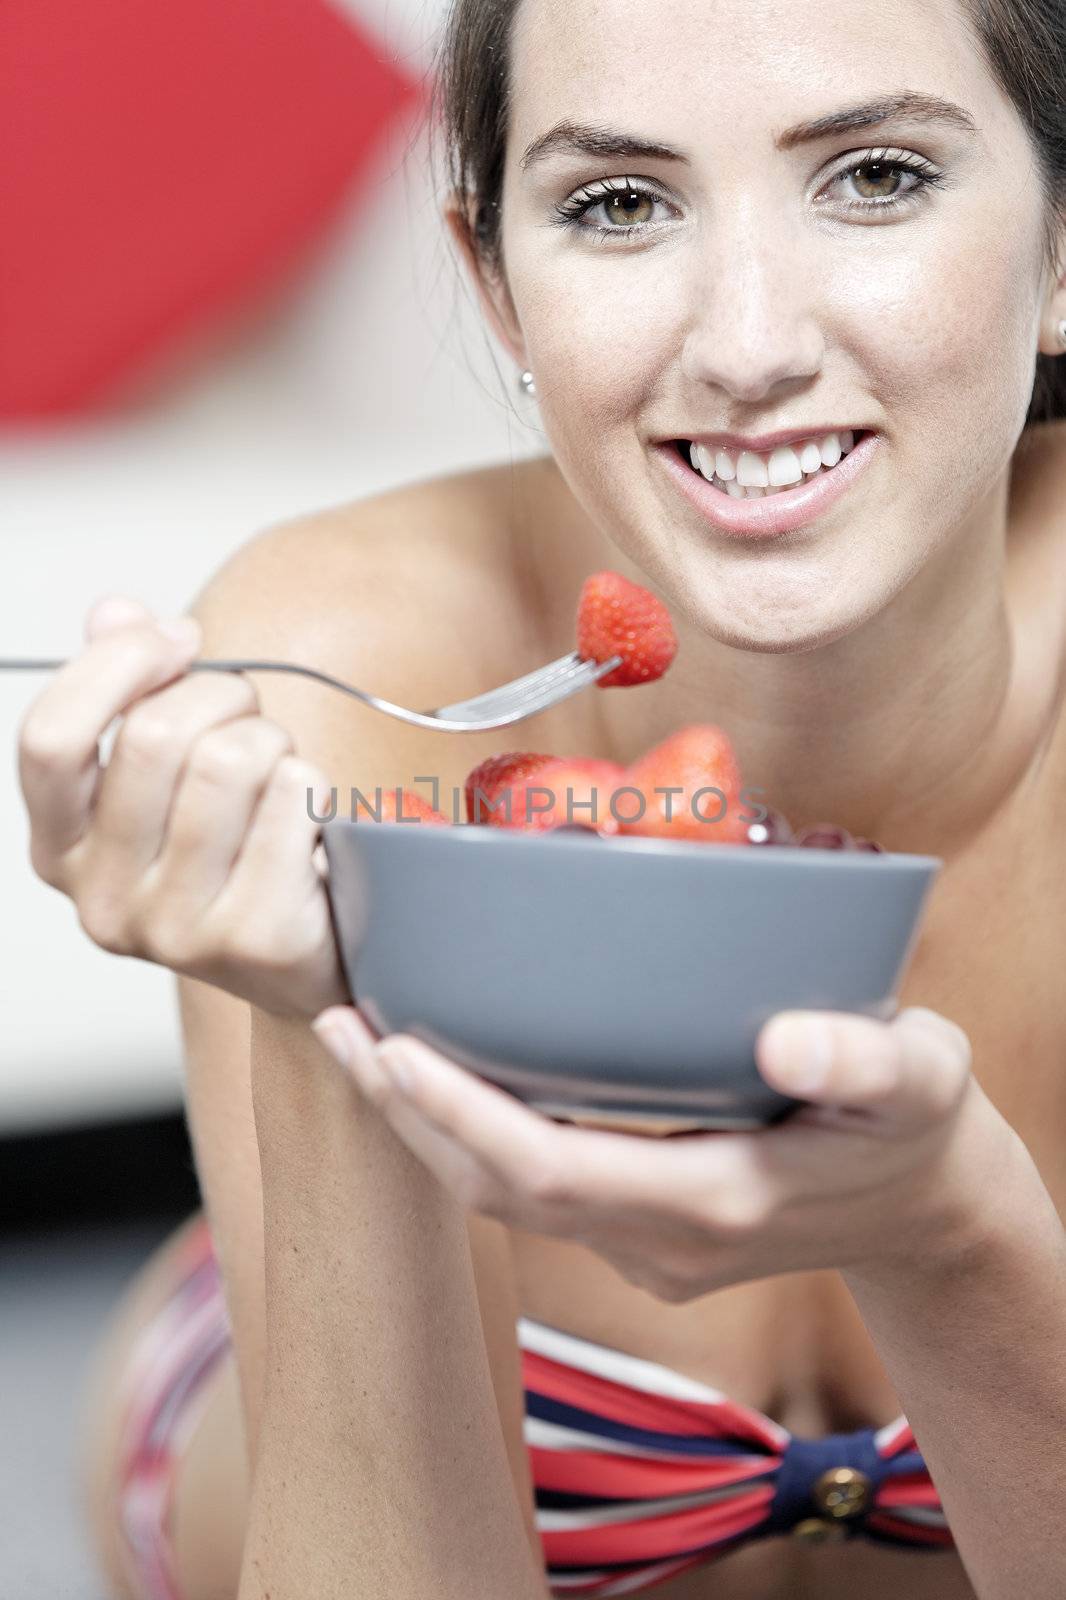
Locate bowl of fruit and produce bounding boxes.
[321,573,941,1132]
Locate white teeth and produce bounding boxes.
[684,429,862,497]
[736,451,770,488]
[768,446,803,486]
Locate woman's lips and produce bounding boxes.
[654,431,880,537]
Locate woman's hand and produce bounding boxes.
[17,593,349,1020]
[310,1000,1004,1300]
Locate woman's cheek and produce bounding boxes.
[515,252,680,408]
[867,194,1043,437]
[515,266,671,538]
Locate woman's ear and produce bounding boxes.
[443,191,527,371]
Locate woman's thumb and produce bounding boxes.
[84,594,152,641]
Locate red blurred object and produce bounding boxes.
[0,0,423,419]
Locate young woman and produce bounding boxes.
[17,0,1066,1596]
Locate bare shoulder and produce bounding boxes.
[186,455,567,711]
[181,454,586,819]
[192,455,561,610]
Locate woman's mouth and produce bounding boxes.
[686,429,862,496]
[654,428,879,538]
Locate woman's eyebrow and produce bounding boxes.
[520,123,685,170]
[519,94,978,171]
[776,91,979,148]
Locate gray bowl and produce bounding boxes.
[322,822,940,1133]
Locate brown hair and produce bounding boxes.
[431,0,1066,425]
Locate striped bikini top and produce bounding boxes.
[517,1315,951,1597]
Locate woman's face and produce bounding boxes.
[489,0,1061,650]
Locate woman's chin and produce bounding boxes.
[681,602,858,657]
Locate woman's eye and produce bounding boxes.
[553,181,672,239]
[599,189,657,226]
[850,162,905,199]
[827,152,946,213]
[552,151,944,240]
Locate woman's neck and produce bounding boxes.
[536,456,1060,860]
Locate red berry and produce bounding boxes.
[618,724,749,844]
[356,788,450,825]
[576,571,678,688]
[510,757,627,834]
[464,751,556,825]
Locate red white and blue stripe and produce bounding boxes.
[114,1217,951,1600]
[518,1314,951,1596]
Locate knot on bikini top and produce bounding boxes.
[766,1426,888,1535]
[517,1314,952,1568]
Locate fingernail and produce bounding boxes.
[311,781,336,818]
[772,1015,833,1094]
[158,616,200,649]
[85,595,148,638]
[311,1015,352,1066]
[312,1013,392,1098]
[376,1041,417,1095]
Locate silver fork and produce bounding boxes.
[0,650,625,732]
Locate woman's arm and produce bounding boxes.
[14,496,550,1596]
[240,1009,548,1600]
[305,1002,1066,1600]
[170,509,550,1599]
[842,1103,1066,1600]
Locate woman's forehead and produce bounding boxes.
[508,0,990,132]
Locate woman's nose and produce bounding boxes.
[679,215,825,403]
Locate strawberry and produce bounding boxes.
[465,751,556,825]
[509,757,627,834]
[618,724,749,844]
[355,787,450,825]
[576,571,678,688]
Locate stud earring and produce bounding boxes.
[518,368,537,397]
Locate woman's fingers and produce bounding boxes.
[309,1009,491,1204]
[755,1005,972,1122]
[377,1034,566,1203]
[18,604,201,873]
[85,673,263,886]
[310,1003,975,1246]
[17,592,347,1019]
[210,753,346,1012]
[141,711,294,909]
[310,1012,750,1229]
[83,592,154,641]
[313,1014,577,1210]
